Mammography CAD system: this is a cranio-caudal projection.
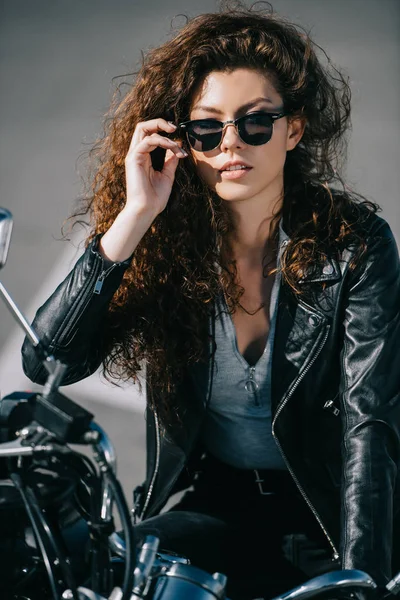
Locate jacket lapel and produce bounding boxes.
[271,256,341,416]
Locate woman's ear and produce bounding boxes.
[286,116,306,151]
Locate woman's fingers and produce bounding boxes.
[162,148,180,179]
[129,118,177,149]
[128,133,187,165]
[123,118,187,217]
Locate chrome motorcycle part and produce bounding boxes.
[387,571,400,595]
[0,207,13,269]
[132,535,160,597]
[270,569,377,600]
[91,422,117,521]
[149,561,228,600]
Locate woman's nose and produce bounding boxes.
[220,123,245,151]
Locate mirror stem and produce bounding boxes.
[0,280,66,398]
[0,280,41,346]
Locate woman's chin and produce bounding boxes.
[214,182,256,202]
[215,189,258,203]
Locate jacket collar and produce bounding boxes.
[301,258,342,284]
[280,219,342,284]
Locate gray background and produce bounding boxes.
[0,0,399,505]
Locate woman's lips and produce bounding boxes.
[219,167,252,180]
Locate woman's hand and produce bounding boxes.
[125,118,188,219]
[98,118,187,262]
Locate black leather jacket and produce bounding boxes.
[21,211,400,585]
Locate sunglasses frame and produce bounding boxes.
[178,110,287,151]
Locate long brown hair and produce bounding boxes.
[69,1,378,423]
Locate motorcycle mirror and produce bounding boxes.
[0,208,13,270]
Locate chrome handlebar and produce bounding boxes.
[270,570,377,600]
[90,421,117,521]
[67,566,383,600]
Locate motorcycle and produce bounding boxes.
[1,206,399,600]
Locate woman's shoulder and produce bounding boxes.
[310,183,395,243]
[295,184,399,276]
[342,200,396,249]
[325,190,399,277]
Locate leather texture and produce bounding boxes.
[21,210,400,585]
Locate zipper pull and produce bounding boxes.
[245,366,257,390]
[245,366,260,405]
[323,399,340,417]
[94,263,118,295]
[94,272,106,294]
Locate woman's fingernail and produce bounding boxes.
[168,121,177,128]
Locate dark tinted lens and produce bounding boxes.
[239,113,273,145]
[186,120,222,151]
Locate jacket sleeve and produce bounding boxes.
[339,219,400,584]
[21,236,132,386]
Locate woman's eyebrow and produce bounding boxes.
[192,97,274,114]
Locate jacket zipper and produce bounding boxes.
[94,263,119,294]
[140,406,161,520]
[51,258,103,346]
[138,311,338,556]
[141,309,217,520]
[272,326,339,561]
[54,260,119,346]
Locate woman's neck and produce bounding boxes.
[226,194,282,265]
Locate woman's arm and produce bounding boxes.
[21,116,186,387]
[21,234,132,385]
[339,217,400,584]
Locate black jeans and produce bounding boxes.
[134,453,335,600]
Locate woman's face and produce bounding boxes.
[187,68,305,204]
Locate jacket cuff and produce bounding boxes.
[89,233,133,267]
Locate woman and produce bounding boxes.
[21,4,400,599]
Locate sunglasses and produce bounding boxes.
[178,111,286,152]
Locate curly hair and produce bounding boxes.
[68,1,378,424]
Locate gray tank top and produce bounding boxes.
[189,222,288,470]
